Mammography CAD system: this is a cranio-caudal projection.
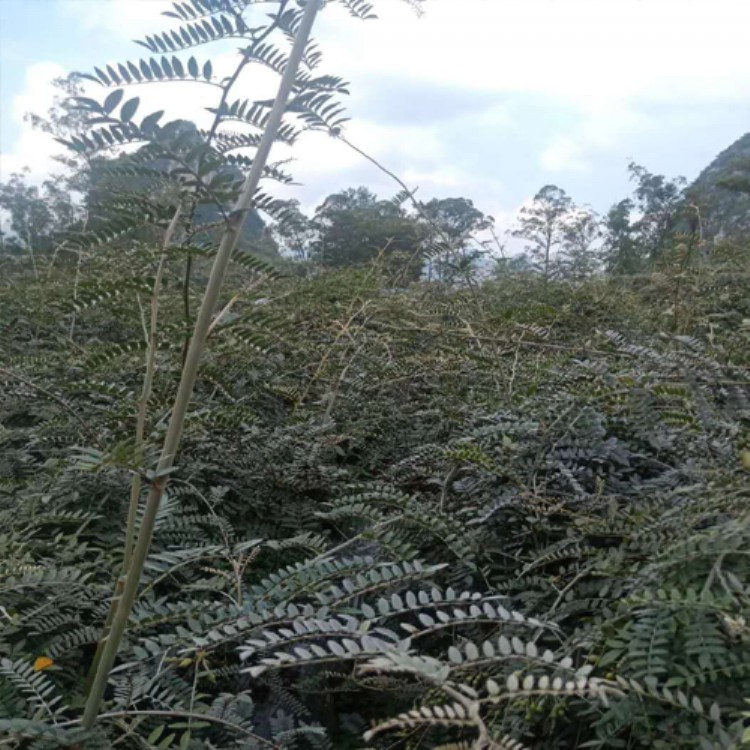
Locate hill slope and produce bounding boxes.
[689,132,750,238]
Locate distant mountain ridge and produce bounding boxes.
[689,133,750,239]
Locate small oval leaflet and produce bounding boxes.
[120,97,140,122]
[103,89,124,114]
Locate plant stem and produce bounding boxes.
[83,208,183,697]
[179,2,289,361]
[336,133,478,290]
[59,710,274,746]
[85,1,290,695]
[0,368,94,440]
[69,246,83,341]
[24,218,39,281]
[80,0,322,729]
[124,206,183,571]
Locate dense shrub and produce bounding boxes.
[1,2,749,746]
[1,247,748,748]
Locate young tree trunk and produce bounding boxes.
[81,0,322,729]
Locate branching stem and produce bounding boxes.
[80,0,322,729]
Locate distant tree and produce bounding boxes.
[0,170,84,259]
[319,186,380,215]
[422,197,490,242]
[421,196,492,283]
[312,187,426,279]
[601,198,641,274]
[25,74,90,192]
[627,161,686,263]
[714,158,750,196]
[511,185,573,282]
[558,207,601,280]
[0,174,54,255]
[493,251,535,277]
[272,199,317,260]
[0,75,89,260]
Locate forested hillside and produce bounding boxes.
[1,1,749,749]
[689,133,750,240]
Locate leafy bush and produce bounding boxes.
[1,247,748,747]
[1,1,749,747]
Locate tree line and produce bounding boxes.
[0,75,734,287]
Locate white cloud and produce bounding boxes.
[0,49,285,183]
[289,118,445,183]
[539,100,649,174]
[322,0,750,103]
[1,62,69,181]
[60,0,172,39]
[58,0,750,110]
[540,136,587,173]
[7,0,750,221]
[307,0,750,197]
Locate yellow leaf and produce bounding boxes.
[741,449,750,471]
[34,656,54,672]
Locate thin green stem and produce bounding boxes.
[179,1,289,358]
[85,0,289,692]
[84,206,183,698]
[0,368,94,441]
[125,206,183,570]
[58,709,275,746]
[80,0,322,729]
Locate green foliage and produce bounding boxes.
[311,187,427,278]
[0,171,84,257]
[1,241,748,747]
[687,133,750,240]
[1,2,749,748]
[601,198,640,275]
[511,185,573,282]
[625,162,688,265]
[420,197,492,284]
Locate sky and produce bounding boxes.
[1,0,750,232]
